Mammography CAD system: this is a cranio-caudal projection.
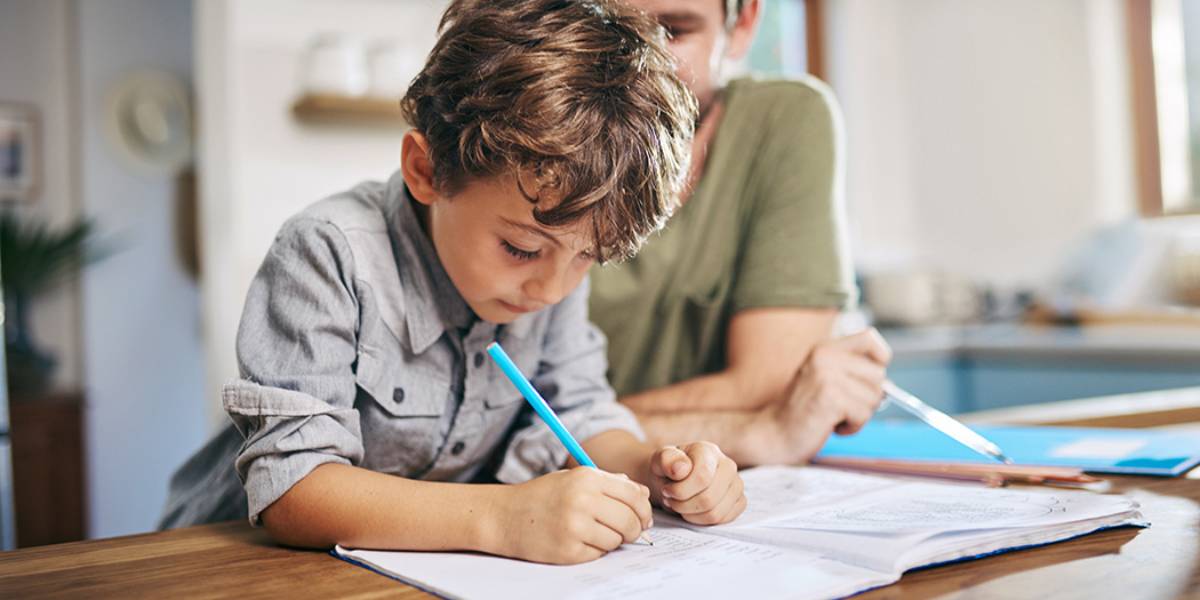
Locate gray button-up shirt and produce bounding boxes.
[159,171,642,528]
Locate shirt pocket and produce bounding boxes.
[355,350,447,417]
[354,350,450,475]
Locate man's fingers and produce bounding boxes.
[840,358,887,395]
[832,328,893,365]
[833,378,881,435]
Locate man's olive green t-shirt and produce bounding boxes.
[588,77,856,398]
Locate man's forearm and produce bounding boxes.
[633,408,761,466]
[621,309,837,415]
[620,369,783,414]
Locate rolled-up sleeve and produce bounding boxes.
[495,278,644,483]
[225,216,363,524]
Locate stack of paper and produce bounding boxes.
[335,467,1145,599]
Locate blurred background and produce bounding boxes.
[1,0,1199,549]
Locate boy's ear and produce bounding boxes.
[401,130,440,206]
[725,0,762,61]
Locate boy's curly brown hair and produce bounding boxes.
[401,0,697,263]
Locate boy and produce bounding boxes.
[160,0,746,565]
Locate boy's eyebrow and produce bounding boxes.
[501,217,564,249]
[655,11,707,28]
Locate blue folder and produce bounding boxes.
[817,420,1200,476]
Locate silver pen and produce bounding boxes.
[881,381,1015,465]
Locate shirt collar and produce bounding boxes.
[386,172,474,354]
[386,171,539,352]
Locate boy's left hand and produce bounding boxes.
[649,441,746,525]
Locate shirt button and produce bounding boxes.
[451,441,466,456]
[473,352,484,368]
[393,388,405,403]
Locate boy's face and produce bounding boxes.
[626,0,758,114]
[407,154,597,324]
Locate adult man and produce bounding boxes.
[590,0,892,466]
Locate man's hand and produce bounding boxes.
[740,329,893,465]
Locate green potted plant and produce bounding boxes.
[1,211,104,395]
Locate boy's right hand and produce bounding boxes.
[493,467,652,565]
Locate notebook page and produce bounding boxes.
[733,466,1133,532]
[335,523,891,600]
[698,466,1143,572]
[894,506,1146,572]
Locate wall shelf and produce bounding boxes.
[291,93,406,126]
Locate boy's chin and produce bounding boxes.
[470,300,527,324]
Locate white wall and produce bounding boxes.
[0,0,83,391]
[196,0,446,429]
[826,0,1138,289]
[76,0,206,538]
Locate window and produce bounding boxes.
[743,0,826,80]
[1131,0,1200,215]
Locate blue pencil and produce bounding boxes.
[487,341,596,467]
[486,341,652,545]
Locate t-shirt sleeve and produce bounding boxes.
[732,79,858,312]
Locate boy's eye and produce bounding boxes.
[501,240,540,261]
[663,25,688,40]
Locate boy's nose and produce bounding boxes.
[524,267,569,307]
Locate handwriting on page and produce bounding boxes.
[732,466,890,526]
[341,523,889,600]
[565,526,888,600]
[726,466,1084,534]
[769,490,1064,532]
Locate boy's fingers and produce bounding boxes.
[581,514,626,551]
[725,494,749,523]
[593,495,649,545]
[651,446,692,481]
[663,443,721,501]
[600,475,653,528]
[683,475,743,525]
[666,455,736,511]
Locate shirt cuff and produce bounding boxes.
[223,380,365,525]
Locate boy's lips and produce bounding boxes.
[498,300,541,314]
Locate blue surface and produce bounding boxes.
[818,420,1200,475]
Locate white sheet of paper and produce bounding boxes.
[729,466,1135,534]
[336,467,1144,599]
[693,466,1141,572]
[336,523,890,600]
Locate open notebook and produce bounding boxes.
[335,467,1146,599]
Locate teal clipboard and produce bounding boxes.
[817,420,1200,476]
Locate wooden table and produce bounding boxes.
[5,388,1200,599]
